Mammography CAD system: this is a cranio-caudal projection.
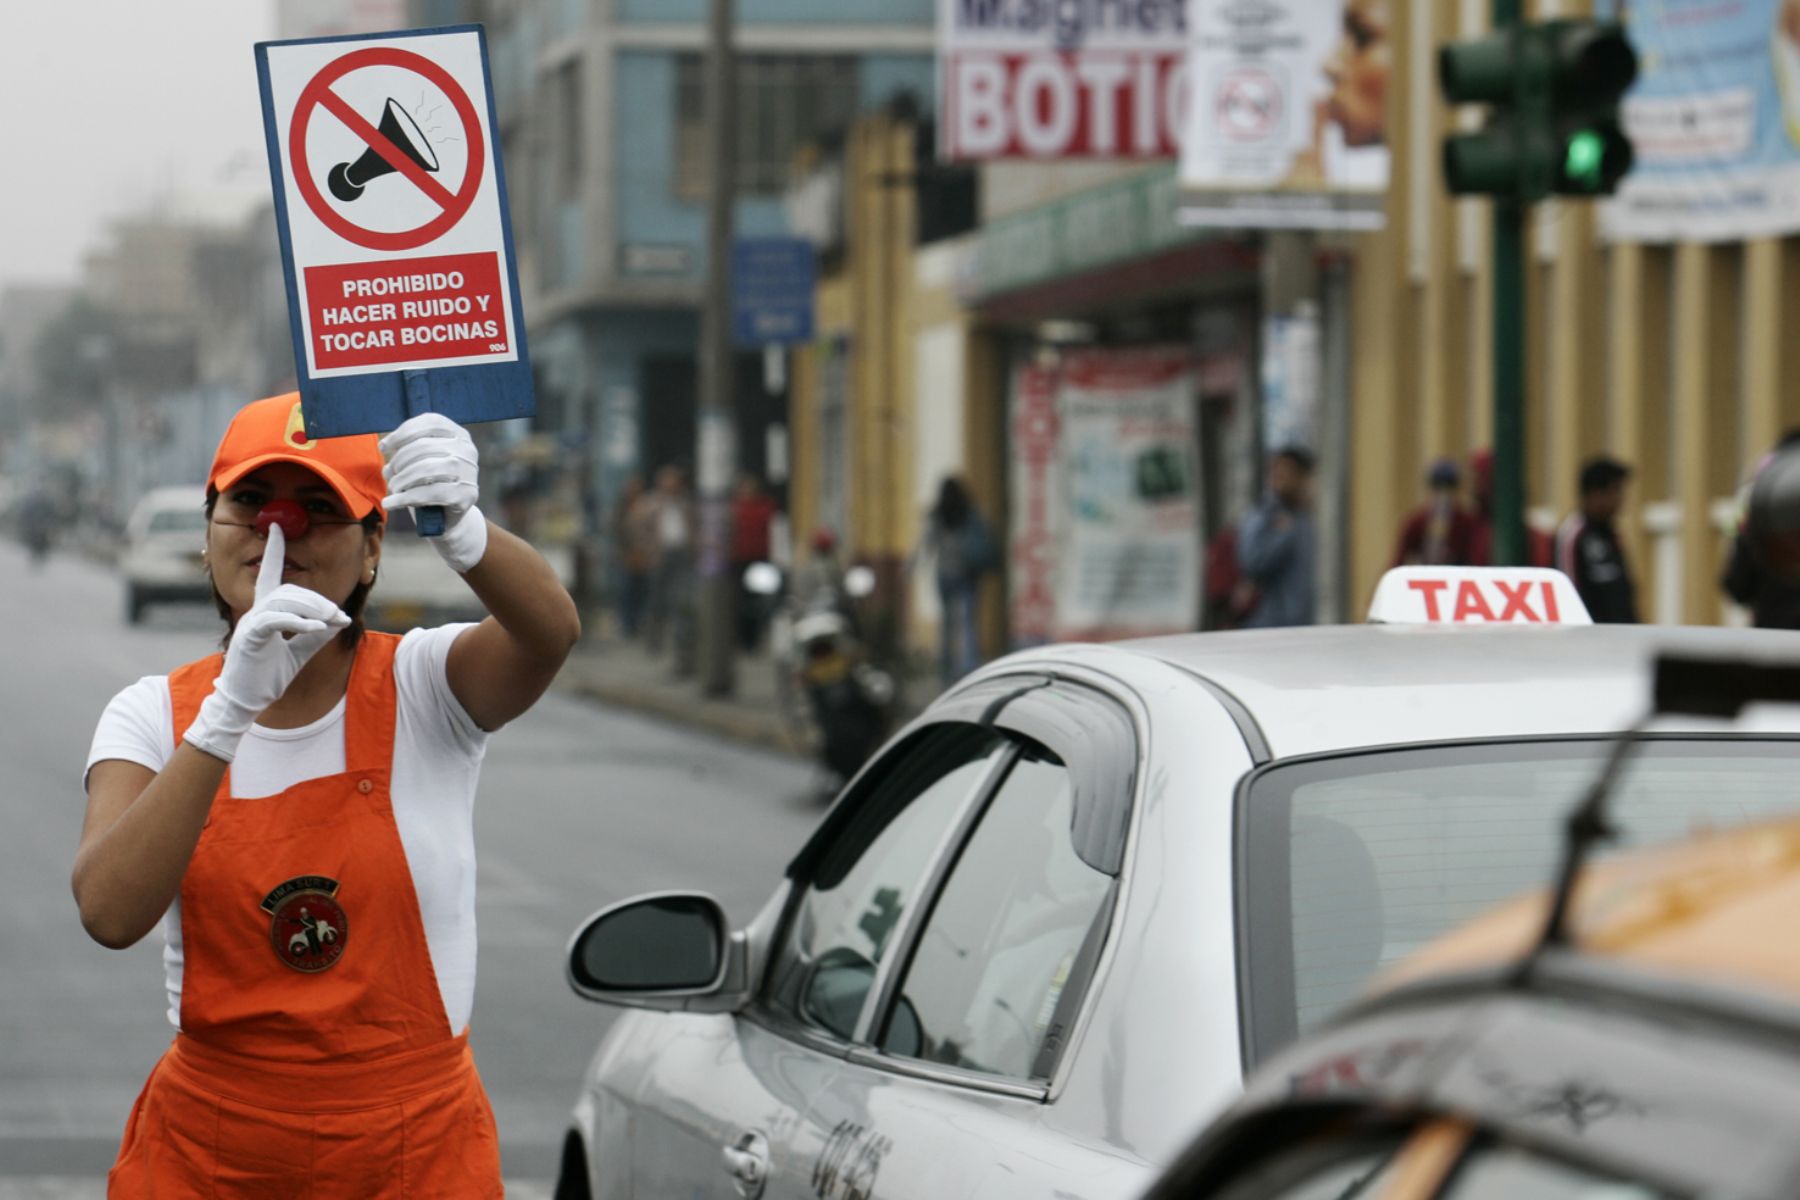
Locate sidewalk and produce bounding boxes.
[555,634,805,755]
[554,629,931,755]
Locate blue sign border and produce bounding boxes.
[254,23,534,439]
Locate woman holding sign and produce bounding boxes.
[74,393,580,1196]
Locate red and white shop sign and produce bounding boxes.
[938,0,1189,160]
[943,52,1187,159]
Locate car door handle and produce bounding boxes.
[722,1130,771,1198]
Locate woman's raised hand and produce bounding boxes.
[182,524,351,763]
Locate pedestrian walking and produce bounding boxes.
[1237,447,1318,628]
[1722,430,1800,628]
[1393,457,1478,567]
[1555,455,1639,623]
[916,476,1000,686]
[642,464,698,673]
[611,473,655,639]
[730,472,779,651]
[75,393,580,1196]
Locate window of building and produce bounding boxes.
[675,54,859,200]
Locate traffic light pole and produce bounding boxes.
[1491,0,1528,568]
[1493,197,1527,566]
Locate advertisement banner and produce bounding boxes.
[1009,348,1200,646]
[1599,0,1800,241]
[938,0,1189,160]
[1179,0,1390,229]
[1009,363,1063,646]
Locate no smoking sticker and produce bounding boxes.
[256,25,534,436]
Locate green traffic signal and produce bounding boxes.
[1439,20,1638,201]
[1565,130,1606,183]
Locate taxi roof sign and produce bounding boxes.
[1367,568,1592,626]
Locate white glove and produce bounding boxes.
[183,524,351,763]
[379,413,488,574]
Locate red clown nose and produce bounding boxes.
[255,500,310,540]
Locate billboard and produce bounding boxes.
[1007,347,1200,645]
[938,0,1189,159]
[1178,0,1390,229]
[1600,0,1800,241]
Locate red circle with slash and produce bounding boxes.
[289,46,486,252]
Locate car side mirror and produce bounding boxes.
[565,891,752,1013]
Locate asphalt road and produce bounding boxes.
[0,538,822,1196]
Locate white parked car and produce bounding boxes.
[120,486,211,624]
[556,569,1800,1200]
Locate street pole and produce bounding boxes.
[1492,0,1527,567]
[697,0,737,696]
[1493,199,1526,565]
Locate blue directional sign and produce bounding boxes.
[731,238,816,348]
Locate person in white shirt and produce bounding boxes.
[74,392,580,1197]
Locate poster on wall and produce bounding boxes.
[1260,305,1321,451]
[937,0,1189,160]
[1598,0,1800,241]
[1008,364,1063,647]
[1179,0,1390,229]
[1009,348,1201,646]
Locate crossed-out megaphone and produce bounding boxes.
[328,98,439,202]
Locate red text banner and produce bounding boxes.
[304,251,508,370]
[945,52,1185,159]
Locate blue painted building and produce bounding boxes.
[413,0,935,530]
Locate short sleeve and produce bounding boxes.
[86,676,175,789]
[394,624,488,758]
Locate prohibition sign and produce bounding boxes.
[290,46,486,252]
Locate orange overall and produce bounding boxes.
[108,632,502,1198]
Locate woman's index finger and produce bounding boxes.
[255,524,286,607]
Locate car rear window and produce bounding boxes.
[1239,737,1800,1063]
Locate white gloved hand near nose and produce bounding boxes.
[183,524,352,764]
[379,413,488,574]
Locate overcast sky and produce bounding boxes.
[0,1,276,289]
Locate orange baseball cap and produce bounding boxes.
[207,393,387,521]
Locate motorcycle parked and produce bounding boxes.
[745,561,896,797]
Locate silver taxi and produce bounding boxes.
[556,569,1800,1200]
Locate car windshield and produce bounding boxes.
[1239,737,1800,1062]
[146,508,207,534]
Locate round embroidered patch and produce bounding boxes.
[261,876,348,973]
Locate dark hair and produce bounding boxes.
[1579,456,1630,495]
[1273,445,1317,474]
[204,487,381,652]
[934,476,973,531]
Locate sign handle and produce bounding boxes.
[402,369,447,537]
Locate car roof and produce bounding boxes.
[1085,624,1800,757]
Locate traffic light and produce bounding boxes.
[1440,20,1638,201]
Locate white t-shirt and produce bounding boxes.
[84,624,489,1035]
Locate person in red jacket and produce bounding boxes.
[1467,449,1554,567]
[1392,458,1479,567]
[730,472,780,650]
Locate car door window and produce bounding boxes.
[764,724,1011,1041]
[878,749,1114,1079]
